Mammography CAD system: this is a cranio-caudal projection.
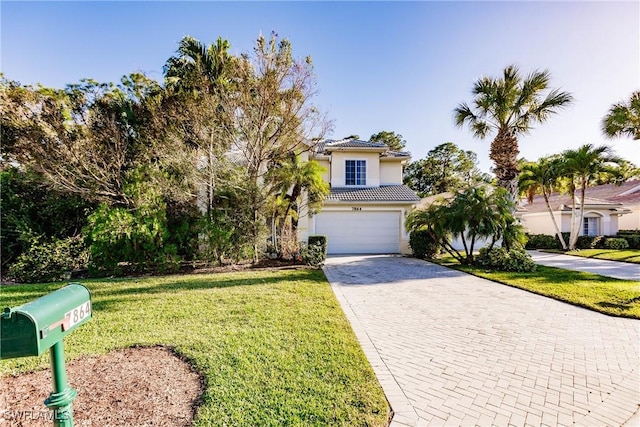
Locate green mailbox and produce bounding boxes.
[1,283,92,427]
[1,283,91,359]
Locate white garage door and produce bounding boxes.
[314,211,400,254]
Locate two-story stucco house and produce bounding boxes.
[298,139,420,254]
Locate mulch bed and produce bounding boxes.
[1,346,203,426]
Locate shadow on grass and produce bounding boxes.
[455,264,627,285]
[1,269,327,304]
[597,301,633,311]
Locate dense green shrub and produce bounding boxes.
[301,243,326,267]
[524,234,560,250]
[603,238,630,250]
[1,167,95,269]
[165,200,201,261]
[409,229,440,259]
[618,230,640,235]
[575,235,600,249]
[85,203,179,276]
[8,235,89,283]
[617,231,640,249]
[303,235,327,267]
[477,247,537,272]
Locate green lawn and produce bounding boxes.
[0,269,390,426]
[558,248,640,264]
[436,256,640,319]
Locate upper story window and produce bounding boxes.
[345,160,366,185]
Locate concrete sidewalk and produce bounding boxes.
[527,250,640,281]
[324,255,640,427]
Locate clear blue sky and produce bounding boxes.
[2,1,638,173]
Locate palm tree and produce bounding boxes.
[454,65,573,199]
[561,144,623,249]
[164,36,231,94]
[602,91,640,140]
[266,154,329,253]
[163,36,233,218]
[406,185,517,264]
[518,157,568,249]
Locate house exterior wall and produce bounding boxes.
[379,161,404,185]
[329,152,380,187]
[521,210,625,236]
[520,212,564,235]
[619,203,640,231]
[316,159,331,184]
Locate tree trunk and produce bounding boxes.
[568,185,580,250]
[490,129,520,201]
[543,193,567,250]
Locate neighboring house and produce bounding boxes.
[518,180,640,236]
[299,139,420,254]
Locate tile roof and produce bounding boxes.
[313,139,411,159]
[314,139,386,154]
[382,150,411,158]
[326,185,420,203]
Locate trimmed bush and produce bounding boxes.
[303,235,327,267]
[525,234,560,250]
[8,235,89,283]
[603,237,630,250]
[617,231,640,249]
[576,235,601,249]
[477,247,537,272]
[409,230,440,259]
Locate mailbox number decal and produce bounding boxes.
[65,301,91,328]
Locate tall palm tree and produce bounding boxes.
[601,91,640,140]
[454,65,573,199]
[518,157,568,249]
[561,144,623,249]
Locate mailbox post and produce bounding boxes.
[1,283,92,427]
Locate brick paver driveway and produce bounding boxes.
[323,255,640,427]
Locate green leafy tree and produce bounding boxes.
[369,131,406,151]
[0,167,94,269]
[163,36,235,218]
[561,144,623,249]
[518,157,568,249]
[403,142,490,197]
[602,91,640,140]
[454,65,573,199]
[217,32,331,259]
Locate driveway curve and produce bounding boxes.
[527,250,640,281]
[323,255,640,427]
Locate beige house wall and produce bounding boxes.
[619,204,640,231]
[315,159,331,184]
[329,152,380,187]
[522,209,628,236]
[520,212,564,235]
[379,161,404,185]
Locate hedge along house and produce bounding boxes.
[298,139,419,255]
[517,180,640,237]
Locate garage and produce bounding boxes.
[314,210,401,254]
